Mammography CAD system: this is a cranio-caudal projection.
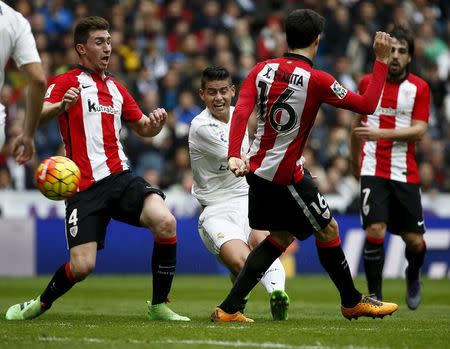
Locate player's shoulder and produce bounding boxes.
[0,2,30,28]
[406,73,430,90]
[49,68,81,84]
[190,108,211,129]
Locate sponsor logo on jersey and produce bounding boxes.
[87,99,120,115]
[330,80,348,99]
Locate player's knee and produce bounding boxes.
[71,260,95,281]
[230,257,246,275]
[315,219,339,241]
[367,223,386,239]
[402,233,424,252]
[152,212,177,238]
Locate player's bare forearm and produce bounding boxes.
[41,101,64,124]
[22,63,46,136]
[354,120,427,142]
[131,108,167,137]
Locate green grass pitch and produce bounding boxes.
[0,275,449,349]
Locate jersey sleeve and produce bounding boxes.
[192,123,229,160]
[315,60,387,114]
[412,81,431,123]
[228,64,260,159]
[357,75,371,94]
[11,13,41,67]
[44,74,76,104]
[114,81,144,122]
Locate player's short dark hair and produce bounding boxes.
[201,66,231,89]
[285,9,325,50]
[389,26,414,56]
[74,16,109,46]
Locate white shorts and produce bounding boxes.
[198,196,251,256]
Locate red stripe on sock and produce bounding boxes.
[65,262,75,283]
[366,235,384,245]
[266,236,287,252]
[154,236,177,244]
[316,236,341,248]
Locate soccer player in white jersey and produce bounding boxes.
[351,26,430,310]
[189,66,289,321]
[0,1,46,163]
[5,16,189,322]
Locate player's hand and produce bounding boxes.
[228,156,248,177]
[373,31,392,64]
[145,108,167,129]
[354,121,382,141]
[11,134,35,165]
[61,87,80,111]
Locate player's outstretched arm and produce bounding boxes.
[354,119,428,142]
[11,62,46,164]
[322,32,392,115]
[130,108,167,137]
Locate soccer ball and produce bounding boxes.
[35,156,81,201]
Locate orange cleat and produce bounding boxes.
[210,306,254,323]
[341,295,398,320]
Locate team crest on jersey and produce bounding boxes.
[330,80,348,99]
[45,84,56,98]
[69,226,78,237]
[363,204,370,216]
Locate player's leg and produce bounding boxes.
[212,230,293,322]
[6,191,104,321]
[364,223,387,300]
[249,229,289,320]
[402,232,426,310]
[248,229,286,293]
[360,176,390,300]
[393,181,426,310]
[140,192,190,321]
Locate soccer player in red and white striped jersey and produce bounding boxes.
[351,26,430,310]
[212,9,398,323]
[5,17,189,322]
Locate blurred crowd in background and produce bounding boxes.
[0,0,449,216]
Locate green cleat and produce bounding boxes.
[5,296,46,320]
[270,290,290,320]
[146,301,190,321]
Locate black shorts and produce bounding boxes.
[360,176,425,235]
[65,170,165,250]
[246,170,333,241]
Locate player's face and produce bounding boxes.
[78,30,112,73]
[199,80,235,121]
[388,38,411,80]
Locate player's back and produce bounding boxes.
[247,54,325,184]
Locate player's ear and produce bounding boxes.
[199,88,205,101]
[75,43,86,56]
[231,84,236,97]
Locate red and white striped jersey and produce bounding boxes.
[358,73,430,184]
[44,66,143,191]
[229,53,388,184]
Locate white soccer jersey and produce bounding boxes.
[189,107,249,206]
[0,1,41,120]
